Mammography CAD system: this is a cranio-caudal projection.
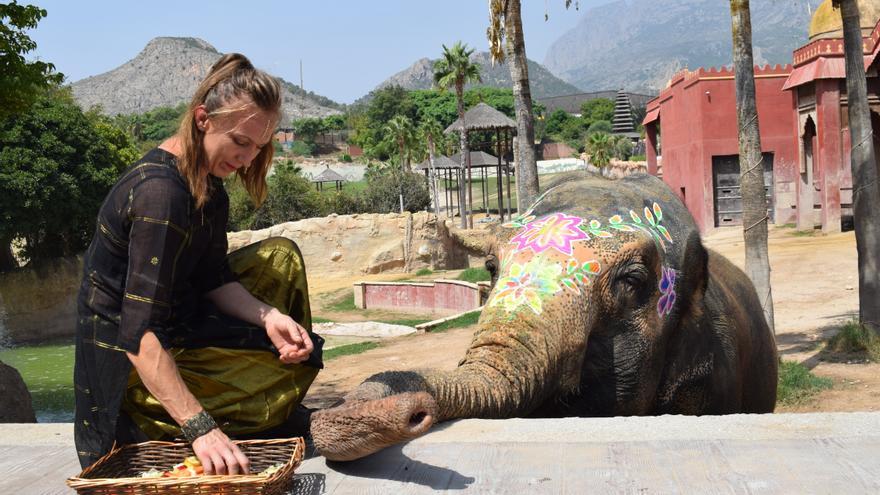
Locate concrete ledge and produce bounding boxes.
[6,413,880,494]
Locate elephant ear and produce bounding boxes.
[673,229,708,319]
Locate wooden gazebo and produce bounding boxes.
[311,166,347,191]
[415,155,463,218]
[445,102,516,222]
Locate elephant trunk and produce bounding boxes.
[312,316,565,461]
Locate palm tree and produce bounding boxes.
[434,41,481,229]
[833,0,880,336]
[729,0,775,333]
[488,0,567,213]
[384,114,416,213]
[384,114,416,172]
[420,118,445,217]
[585,132,613,175]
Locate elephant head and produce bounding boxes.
[310,173,744,461]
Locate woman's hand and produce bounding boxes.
[263,308,314,364]
[191,428,250,475]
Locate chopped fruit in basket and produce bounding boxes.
[258,463,285,476]
[159,456,205,477]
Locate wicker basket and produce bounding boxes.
[67,437,305,495]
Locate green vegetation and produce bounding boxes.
[776,360,833,406]
[0,2,63,119]
[0,89,139,267]
[457,267,491,283]
[430,310,481,333]
[385,318,431,327]
[324,341,380,360]
[112,103,186,153]
[415,268,434,276]
[0,343,74,422]
[311,316,334,324]
[325,291,358,312]
[824,320,880,361]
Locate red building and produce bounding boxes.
[644,0,880,233]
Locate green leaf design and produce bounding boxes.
[653,202,663,222]
[589,219,601,230]
[644,206,656,226]
[630,210,642,224]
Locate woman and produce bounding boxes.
[73,53,322,475]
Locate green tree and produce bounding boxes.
[364,164,430,214]
[292,117,327,144]
[545,109,574,136]
[729,0,775,332]
[434,41,481,229]
[0,89,138,269]
[420,118,445,216]
[580,98,615,126]
[611,134,633,161]
[384,114,417,173]
[586,120,612,136]
[0,1,63,119]
[834,0,880,335]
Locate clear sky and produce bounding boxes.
[26,1,612,104]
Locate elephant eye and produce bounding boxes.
[485,255,499,285]
[613,264,649,298]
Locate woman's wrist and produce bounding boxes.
[181,410,218,443]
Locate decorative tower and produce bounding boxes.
[611,89,636,136]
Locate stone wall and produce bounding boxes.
[228,211,486,279]
[0,212,491,345]
[0,256,82,346]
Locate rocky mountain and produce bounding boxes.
[543,0,823,93]
[360,51,581,102]
[70,37,342,122]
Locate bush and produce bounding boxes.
[340,153,353,162]
[250,161,327,229]
[586,120,612,136]
[290,140,315,157]
[323,190,365,215]
[825,320,880,361]
[457,267,491,283]
[363,164,430,213]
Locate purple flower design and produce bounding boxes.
[657,266,677,316]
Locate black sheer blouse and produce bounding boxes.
[74,148,235,466]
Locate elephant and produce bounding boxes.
[310,172,778,461]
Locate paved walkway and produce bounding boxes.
[6,412,880,494]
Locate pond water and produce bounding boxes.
[0,342,75,423]
[0,334,359,423]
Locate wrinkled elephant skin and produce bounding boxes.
[312,173,778,461]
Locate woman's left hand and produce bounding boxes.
[263,308,314,364]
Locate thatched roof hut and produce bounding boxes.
[414,155,462,170]
[444,102,516,133]
[311,166,347,191]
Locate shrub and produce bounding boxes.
[340,153,353,162]
[323,190,366,215]
[250,161,327,229]
[290,140,315,157]
[415,268,433,276]
[825,320,880,361]
[363,164,430,213]
[586,120,612,136]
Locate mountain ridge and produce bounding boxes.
[70,37,342,122]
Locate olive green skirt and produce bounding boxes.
[122,237,321,439]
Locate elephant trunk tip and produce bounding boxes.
[311,391,438,462]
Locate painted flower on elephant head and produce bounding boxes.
[657,266,677,316]
[509,212,588,256]
[490,257,563,315]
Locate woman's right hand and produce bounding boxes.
[191,428,250,475]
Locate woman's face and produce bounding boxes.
[196,99,277,179]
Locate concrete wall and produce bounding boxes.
[355,279,485,314]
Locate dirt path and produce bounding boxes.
[304,225,872,413]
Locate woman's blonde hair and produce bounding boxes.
[176,53,281,209]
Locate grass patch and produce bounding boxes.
[777,360,833,406]
[324,341,379,360]
[789,229,817,237]
[457,267,491,283]
[325,291,357,312]
[775,222,796,229]
[824,320,880,361]
[415,268,433,276]
[311,316,334,324]
[430,311,481,333]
